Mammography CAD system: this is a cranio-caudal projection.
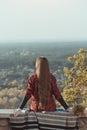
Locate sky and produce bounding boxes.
[0,0,87,43]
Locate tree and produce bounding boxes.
[62,48,87,107]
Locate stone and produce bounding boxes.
[78,117,87,130]
[0,119,10,130]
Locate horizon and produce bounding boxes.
[0,40,87,44]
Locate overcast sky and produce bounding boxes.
[0,0,87,43]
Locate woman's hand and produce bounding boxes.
[66,107,74,114]
[14,108,22,117]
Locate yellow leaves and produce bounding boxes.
[63,67,74,79]
[67,57,72,62]
[67,48,87,68]
[62,48,87,107]
[78,48,86,54]
[81,101,87,108]
[76,70,82,76]
[9,97,18,104]
[74,104,85,115]
[63,67,68,73]
[82,88,87,98]
[8,80,17,86]
[0,87,25,109]
[73,54,77,59]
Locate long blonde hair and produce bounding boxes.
[35,57,51,109]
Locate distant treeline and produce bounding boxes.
[0,41,87,72]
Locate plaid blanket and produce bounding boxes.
[10,111,78,130]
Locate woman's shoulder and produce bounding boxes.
[29,73,37,81]
[50,73,56,81]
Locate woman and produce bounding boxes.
[14,56,73,116]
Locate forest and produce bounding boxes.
[0,41,87,108]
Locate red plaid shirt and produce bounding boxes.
[25,73,62,112]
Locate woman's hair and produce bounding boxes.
[35,56,51,109]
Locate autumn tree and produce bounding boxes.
[62,48,87,107]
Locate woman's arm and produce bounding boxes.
[14,74,34,116]
[52,75,69,110]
